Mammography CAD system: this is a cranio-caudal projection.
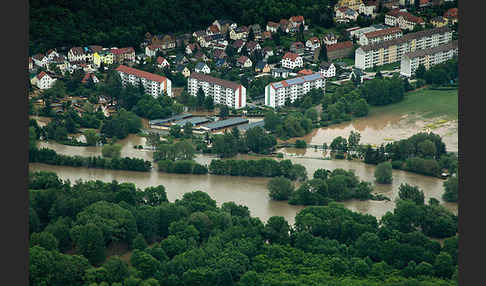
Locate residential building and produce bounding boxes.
[111,47,136,64]
[151,34,176,50]
[279,19,291,33]
[68,47,86,62]
[255,61,271,73]
[335,0,363,11]
[289,16,305,28]
[281,52,303,69]
[347,24,388,40]
[156,56,170,69]
[430,16,448,28]
[232,40,246,53]
[245,41,261,54]
[306,37,321,51]
[212,49,227,60]
[444,8,458,24]
[188,73,246,109]
[193,51,208,62]
[335,7,359,23]
[212,19,236,34]
[263,47,274,59]
[237,56,252,68]
[262,31,272,40]
[32,53,48,67]
[49,55,70,74]
[230,26,249,40]
[359,26,403,46]
[249,24,262,38]
[400,40,458,77]
[206,25,221,36]
[46,49,59,61]
[326,41,354,61]
[266,21,280,33]
[290,42,305,55]
[359,1,378,17]
[93,50,114,68]
[35,71,57,90]
[28,57,33,71]
[298,69,314,76]
[319,62,336,78]
[271,68,290,78]
[323,33,338,45]
[264,73,325,108]
[81,73,99,84]
[195,62,211,74]
[185,43,199,55]
[354,26,453,69]
[115,65,172,97]
[176,65,191,77]
[385,9,425,30]
[145,44,162,57]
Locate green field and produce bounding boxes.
[368,87,458,120]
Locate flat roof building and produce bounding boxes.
[200,117,249,131]
[188,73,246,109]
[264,73,325,108]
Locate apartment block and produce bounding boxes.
[400,40,458,77]
[354,26,452,70]
[115,65,172,97]
[359,26,403,46]
[264,73,325,108]
[188,72,246,109]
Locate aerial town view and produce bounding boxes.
[28,0,459,285]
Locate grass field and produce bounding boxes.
[368,87,458,120]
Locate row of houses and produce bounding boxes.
[354,26,453,69]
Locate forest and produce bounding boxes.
[29,171,458,286]
[29,0,335,54]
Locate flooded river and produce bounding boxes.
[31,133,457,225]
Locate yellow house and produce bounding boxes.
[431,16,448,28]
[93,51,114,68]
[335,0,363,11]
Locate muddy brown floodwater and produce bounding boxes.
[31,132,457,225]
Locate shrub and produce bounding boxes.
[375,162,392,184]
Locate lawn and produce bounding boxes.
[368,87,458,120]
[364,62,400,72]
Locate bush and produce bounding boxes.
[391,160,403,169]
[295,140,307,149]
[102,144,122,158]
[375,162,392,184]
[267,177,294,200]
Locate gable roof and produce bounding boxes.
[282,52,300,61]
[444,8,458,18]
[195,62,208,70]
[190,72,241,90]
[307,37,320,43]
[115,65,168,83]
[246,41,259,50]
[290,15,304,23]
[267,21,279,28]
[70,47,85,55]
[298,69,313,75]
[291,41,305,48]
[237,56,250,64]
[156,56,169,65]
[89,45,103,53]
[364,26,402,39]
[36,71,48,80]
[33,53,45,61]
[232,39,245,49]
[111,47,135,55]
[320,61,333,69]
[326,41,353,52]
[208,25,220,34]
[255,60,267,69]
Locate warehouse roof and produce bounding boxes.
[201,117,249,131]
[149,113,192,125]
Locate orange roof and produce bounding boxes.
[444,8,458,18]
[326,41,353,52]
[111,47,135,55]
[36,71,47,80]
[298,69,313,75]
[308,36,320,43]
[209,25,220,33]
[364,27,402,39]
[282,52,300,61]
[290,15,304,23]
[115,65,168,83]
[156,56,168,65]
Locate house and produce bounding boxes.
[350,68,365,83]
[151,34,176,50]
[359,1,378,18]
[232,40,246,53]
[28,57,33,71]
[255,61,271,73]
[35,71,57,90]
[136,53,148,65]
[289,16,305,28]
[68,47,86,62]
[93,50,114,68]
[430,16,448,28]
[176,65,191,77]
[49,55,70,74]
[290,42,305,55]
[319,62,336,78]
[444,8,458,24]
[207,25,221,36]
[266,21,280,33]
[281,52,303,69]
[175,53,189,64]
[335,0,364,11]
[237,56,252,68]
[212,19,236,34]
[32,53,48,67]
[230,26,249,40]
[212,49,227,60]
[306,37,321,51]
[193,51,208,62]
[81,73,99,85]
[335,7,359,23]
[195,62,211,74]
[263,47,274,59]
[323,33,338,45]
[185,43,199,55]
[193,30,207,41]
[249,24,262,38]
[326,41,354,61]
[245,41,261,54]
[385,9,425,30]
[110,47,136,63]
[418,0,431,7]
[298,69,313,76]
[271,68,290,78]
[156,56,170,69]
[145,44,162,57]
[176,34,192,48]
[279,19,291,33]
[261,31,272,40]
[45,49,59,61]
[215,58,228,68]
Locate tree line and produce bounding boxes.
[29,171,458,285]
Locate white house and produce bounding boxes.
[359,2,377,18]
[323,33,338,45]
[68,47,87,62]
[319,62,336,78]
[156,56,170,69]
[272,68,290,78]
[281,52,303,69]
[266,21,280,33]
[45,49,60,61]
[194,62,211,74]
[237,56,253,68]
[35,71,57,90]
[305,37,321,51]
[32,54,48,68]
[335,7,359,23]
[145,44,161,57]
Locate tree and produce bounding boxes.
[434,252,454,278]
[263,216,290,245]
[375,71,383,79]
[83,129,99,146]
[169,125,182,138]
[130,250,162,279]
[102,144,122,158]
[132,234,148,250]
[74,223,106,265]
[219,105,229,119]
[415,64,426,79]
[267,177,294,200]
[30,231,59,251]
[398,183,425,205]
[375,161,393,184]
[330,136,348,152]
[144,185,168,206]
[183,122,193,138]
[196,87,206,108]
[442,176,458,202]
[264,110,280,132]
[103,256,130,284]
[204,95,214,110]
[348,131,361,152]
[146,132,161,150]
[319,45,328,62]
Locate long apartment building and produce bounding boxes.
[359,26,403,46]
[354,26,452,70]
[400,40,458,77]
[188,73,246,109]
[115,65,172,97]
[264,73,325,108]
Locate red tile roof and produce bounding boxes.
[279,19,289,25]
[267,21,279,28]
[444,8,458,19]
[364,27,402,39]
[308,37,320,43]
[401,12,424,24]
[33,53,45,61]
[115,65,168,83]
[208,25,220,34]
[232,39,245,48]
[326,41,353,52]
[70,47,85,55]
[290,15,304,23]
[298,69,313,75]
[81,73,94,84]
[237,56,250,64]
[156,56,169,65]
[36,71,48,80]
[147,44,162,51]
[189,72,241,90]
[282,52,300,61]
[111,47,135,55]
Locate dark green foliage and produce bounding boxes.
[375,162,393,184]
[267,177,294,200]
[295,140,307,148]
[103,256,130,284]
[101,109,142,139]
[73,223,106,265]
[133,234,148,250]
[398,184,425,205]
[30,231,59,251]
[442,176,458,202]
